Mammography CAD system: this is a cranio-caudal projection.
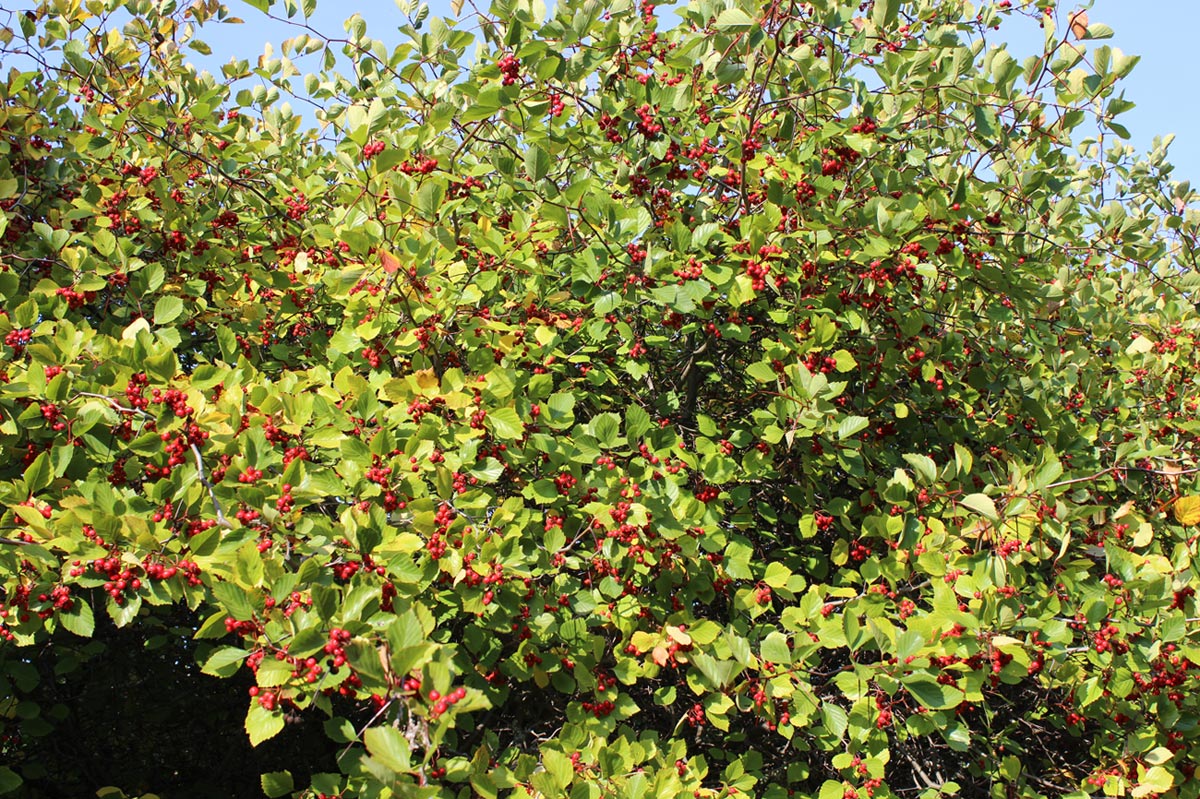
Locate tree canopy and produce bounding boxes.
[2,0,1200,797]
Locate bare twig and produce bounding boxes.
[191,444,233,529]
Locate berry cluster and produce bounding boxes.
[324,628,352,672]
[634,104,662,137]
[55,286,95,309]
[150,387,194,417]
[284,190,309,220]
[672,256,703,282]
[580,699,614,718]
[40,403,66,432]
[4,328,32,355]
[78,556,142,604]
[554,471,577,495]
[427,685,467,719]
[399,156,438,175]
[238,466,263,484]
[497,54,520,85]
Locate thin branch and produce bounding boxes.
[1045,463,1200,490]
[191,444,233,529]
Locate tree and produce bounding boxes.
[2,0,1200,796]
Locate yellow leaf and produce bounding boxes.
[1125,335,1154,355]
[412,370,439,392]
[629,631,658,653]
[1110,500,1136,520]
[1172,495,1200,525]
[651,645,670,666]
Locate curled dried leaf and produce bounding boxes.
[1069,9,1089,40]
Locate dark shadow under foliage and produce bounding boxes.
[1,600,336,798]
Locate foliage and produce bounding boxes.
[2,0,1200,797]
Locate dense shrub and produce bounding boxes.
[2,1,1199,797]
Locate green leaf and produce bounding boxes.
[245,703,285,747]
[542,749,573,789]
[591,412,622,447]
[23,451,52,493]
[714,8,755,30]
[974,106,998,140]
[261,771,295,798]
[0,768,21,795]
[525,146,551,182]
[387,611,424,652]
[153,295,184,325]
[954,443,974,476]
[462,87,501,122]
[545,392,576,428]
[904,675,961,710]
[819,780,845,799]
[761,631,791,664]
[202,646,250,677]
[692,222,720,248]
[58,600,95,638]
[194,611,229,640]
[107,593,142,627]
[625,405,651,440]
[872,0,899,28]
[487,407,524,440]
[745,361,777,382]
[416,180,445,220]
[896,630,924,661]
[902,453,937,484]
[1137,766,1174,794]
[960,492,998,521]
[257,658,294,687]
[212,581,258,621]
[236,544,265,587]
[364,725,411,771]
[821,702,848,739]
[691,652,736,688]
[837,416,869,440]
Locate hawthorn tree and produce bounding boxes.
[2,0,1200,796]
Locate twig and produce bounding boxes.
[1045,463,1200,490]
[74,392,151,417]
[900,748,942,790]
[191,444,233,529]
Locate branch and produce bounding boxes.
[1045,463,1200,490]
[191,444,233,529]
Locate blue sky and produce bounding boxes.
[173,0,1198,187]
